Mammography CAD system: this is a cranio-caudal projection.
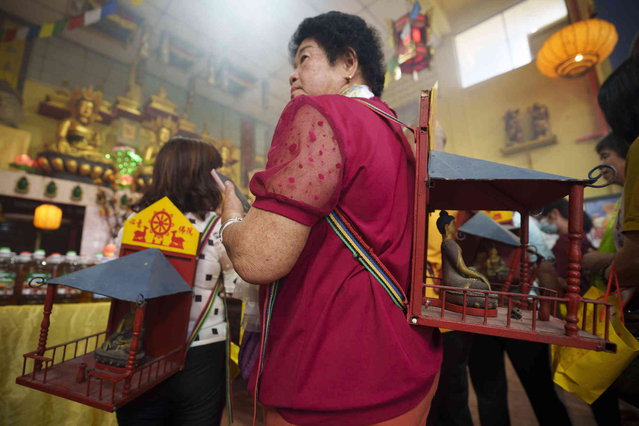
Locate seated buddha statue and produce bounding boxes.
[437,211,498,309]
[54,86,108,163]
[217,142,240,185]
[143,116,177,166]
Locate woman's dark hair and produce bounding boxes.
[436,210,455,235]
[598,55,639,144]
[540,199,593,233]
[596,132,630,159]
[289,11,386,97]
[132,137,223,220]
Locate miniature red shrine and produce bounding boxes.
[16,197,201,411]
[409,89,615,353]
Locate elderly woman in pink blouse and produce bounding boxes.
[220,11,441,426]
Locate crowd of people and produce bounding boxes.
[110,10,639,426]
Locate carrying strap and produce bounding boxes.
[187,214,222,348]
[600,263,631,325]
[252,100,413,425]
[253,279,279,426]
[188,213,234,425]
[326,207,408,314]
[354,98,417,138]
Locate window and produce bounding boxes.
[455,0,567,88]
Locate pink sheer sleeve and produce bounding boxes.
[251,100,343,225]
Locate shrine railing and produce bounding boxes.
[86,347,181,404]
[418,280,615,352]
[21,331,107,382]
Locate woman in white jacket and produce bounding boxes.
[116,137,241,426]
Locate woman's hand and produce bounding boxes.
[221,182,245,223]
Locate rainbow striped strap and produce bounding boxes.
[197,214,221,254]
[222,295,234,424]
[187,278,221,348]
[354,98,417,137]
[253,280,279,424]
[326,208,408,314]
[186,214,223,348]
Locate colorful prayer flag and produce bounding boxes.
[27,26,40,39]
[2,29,16,42]
[53,18,68,34]
[84,8,102,26]
[0,1,117,44]
[67,15,84,30]
[101,0,117,19]
[15,27,28,40]
[39,22,55,38]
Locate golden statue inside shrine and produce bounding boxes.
[133,116,178,191]
[36,86,115,184]
[53,86,107,162]
[217,140,240,185]
[143,116,178,165]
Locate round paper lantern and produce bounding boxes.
[536,19,617,78]
[33,204,62,230]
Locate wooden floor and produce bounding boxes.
[222,358,639,425]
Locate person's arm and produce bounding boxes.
[604,231,639,287]
[220,183,311,285]
[581,251,615,278]
[536,260,566,292]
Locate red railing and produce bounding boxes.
[420,281,613,349]
[86,347,181,403]
[21,331,106,382]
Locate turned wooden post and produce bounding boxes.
[564,185,584,337]
[35,283,56,372]
[519,211,530,308]
[123,297,146,396]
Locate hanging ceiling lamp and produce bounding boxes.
[536,18,617,78]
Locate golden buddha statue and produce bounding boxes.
[132,116,178,191]
[143,116,177,165]
[437,211,498,309]
[216,140,240,185]
[36,86,115,185]
[54,86,108,163]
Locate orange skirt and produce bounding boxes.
[263,371,440,426]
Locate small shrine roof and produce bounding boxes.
[458,211,521,247]
[427,151,590,211]
[47,249,191,301]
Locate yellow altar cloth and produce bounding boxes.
[0,302,117,425]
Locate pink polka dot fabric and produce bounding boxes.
[252,104,341,213]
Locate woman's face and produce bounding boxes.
[599,148,626,185]
[289,38,348,99]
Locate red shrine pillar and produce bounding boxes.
[519,211,530,308]
[35,283,57,371]
[564,184,584,337]
[123,299,146,396]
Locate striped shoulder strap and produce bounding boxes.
[186,214,222,347]
[354,98,417,137]
[326,207,408,314]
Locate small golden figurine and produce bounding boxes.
[437,211,498,308]
[54,86,107,163]
[36,86,115,184]
[143,116,178,165]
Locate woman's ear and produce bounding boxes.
[341,47,359,77]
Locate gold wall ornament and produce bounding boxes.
[44,79,71,110]
[536,19,618,78]
[145,84,178,116]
